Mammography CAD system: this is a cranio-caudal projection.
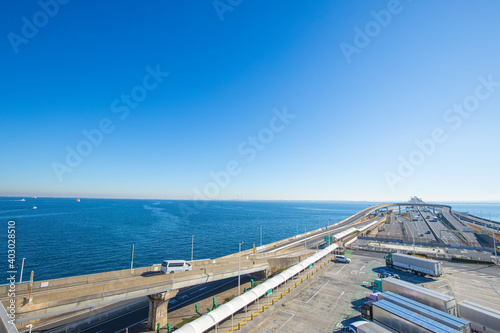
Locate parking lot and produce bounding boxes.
[239,250,500,333]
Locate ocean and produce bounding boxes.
[1,198,378,283]
[1,198,498,283]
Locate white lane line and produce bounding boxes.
[191,286,207,294]
[335,264,348,275]
[302,281,329,304]
[334,291,345,303]
[276,314,295,332]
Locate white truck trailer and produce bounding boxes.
[369,300,461,333]
[378,292,471,333]
[346,320,397,333]
[380,277,457,315]
[458,300,500,333]
[385,253,443,277]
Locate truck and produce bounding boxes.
[361,300,461,333]
[378,292,471,333]
[385,253,443,277]
[377,277,457,316]
[345,320,397,333]
[458,300,500,333]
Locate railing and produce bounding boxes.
[356,236,494,252]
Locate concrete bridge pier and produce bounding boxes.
[399,205,401,215]
[148,289,178,330]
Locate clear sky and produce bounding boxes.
[1,0,499,202]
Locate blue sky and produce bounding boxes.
[1,0,499,202]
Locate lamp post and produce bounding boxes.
[238,241,244,295]
[328,219,331,245]
[491,213,498,265]
[191,235,195,262]
[304,225,307,259]
[20,258,26,283]
[130,244,134,270]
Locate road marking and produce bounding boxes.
[291,301,311,307]
[334,291,345,303]
[335,264,348,275]
[487,280,500,297]
[191,286,207,294]
[301,281,329,304]
[277,314,295,332]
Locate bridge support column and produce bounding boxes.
[399,205,401,215]
[147,289,178,330]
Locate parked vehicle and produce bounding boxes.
[361,300,461,332]
[378,277,457,315]
[160,260,192,274]
[385,253,443,277]
[345,320,396,333]
[335,255,351,263]
[376,269,400,279]
[458,300,500,333]
[378,292,471,333]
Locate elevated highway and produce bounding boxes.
[1,258,268,330]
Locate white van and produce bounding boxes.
[335,255,351,264]
[161,260,192,274]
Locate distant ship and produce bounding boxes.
[32,196,37,199]
[20,199,25,201]
[31,206,37,209]
[76,198,80,202]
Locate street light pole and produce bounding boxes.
[328,219,331,245]
[130,244,134,270]
[20,258,26,283]
[260,225,262,247]
[191,235,195,262]
[304,225,307,259]
[238,241,244,295]
[491,213,498,265]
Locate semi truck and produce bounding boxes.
[377,292,471,333]
[376,277,457,315]
[385,253,443,277]
[361,300,461,333]
[458,301,500,333]
[345,320,397,333]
